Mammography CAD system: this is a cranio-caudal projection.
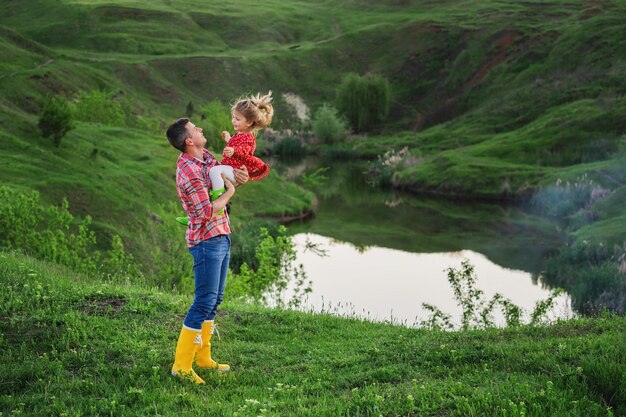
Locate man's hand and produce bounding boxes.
[233,165,249,187]
[222,131,231,142]
[223,146,235,157]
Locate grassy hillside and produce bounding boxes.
[2,251,625,416]
[2,0,625,198]
[0,0,624,314]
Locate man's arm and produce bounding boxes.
[184,176,214,221]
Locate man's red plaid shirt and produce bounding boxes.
[176,149,231,247]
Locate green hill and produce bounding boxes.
[3,0,624,196]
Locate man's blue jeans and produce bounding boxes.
[183,234,231,331]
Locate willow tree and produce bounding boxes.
[336,73,390,132]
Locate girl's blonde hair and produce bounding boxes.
[232,91,274,131]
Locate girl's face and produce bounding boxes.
[231,110,253,132]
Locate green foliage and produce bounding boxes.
[312,104,348,144]
[543,241,626,315]
[199,100,232,151]
[272,136,306,156]
[38,95,74,147]
[72,90,126,126]
[422,260,563,330]
[336,73,390,132]
[229,218,281,273]
[228,226,311,307]
[298,167,329,190]
[531,174,612,220]
[0,186,140,280]
[368,146,421,186]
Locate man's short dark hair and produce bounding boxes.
[166,118,190,152]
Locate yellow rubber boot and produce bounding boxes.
[171,327,205,384]
[196,320,230,372]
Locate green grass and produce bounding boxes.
[1,251,625,416]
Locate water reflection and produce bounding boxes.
[284,233,573,326]
[271,157,574,326]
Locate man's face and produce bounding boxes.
[185,121,206,150]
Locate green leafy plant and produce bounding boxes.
[299,167,329,190]
[0,186,140,280]
[336,73,390,132]
[38,95,74,147]
[312,104,348,144]
[272,136,306,156]
[72,90,126,126]
[421,260,563,330]
[228,226,311,307]
[200,100,232,151]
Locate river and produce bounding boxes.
[272,157,574,327]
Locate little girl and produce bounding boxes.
[177,92,273,224]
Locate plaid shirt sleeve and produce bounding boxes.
[181,172,214,220]
[177,153,214,221]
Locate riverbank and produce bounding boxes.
[1,251,624,416]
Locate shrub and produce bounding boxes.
[336,73,390,132]
[272,136,305,156]
[421,260,563,330]
[0,186,140,280]
[228,226,312,307]
[543,241,625,315]
[229,219,281,274]
[368,147,421,186]
[38,95,74,147]
[200,100,232,151]
[72,90,125,126]
[312,104,348,144]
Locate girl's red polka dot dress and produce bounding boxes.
[220,131,270,181]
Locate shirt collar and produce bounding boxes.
[179,149,215,166]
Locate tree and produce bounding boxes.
[38,96,74,147]
[336,73,390,132]
[312,104,348,144]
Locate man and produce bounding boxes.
[166,118,249,384]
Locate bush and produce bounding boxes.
[368,147,421,186]
[72,90,126,126]
[0,186,140,280]
[530,175,611,219]
[272,136,305,156]
[200,100,232,151]
[543,241,625,315]
[38,96,74,147]
[227,226,312,307]
[229,219,281,273]
[312,104,348,144]
[421,260,563,330]
[336,73,390,132]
